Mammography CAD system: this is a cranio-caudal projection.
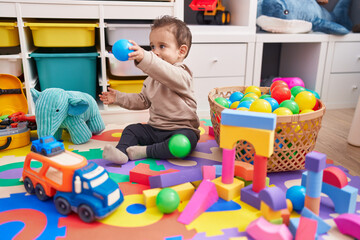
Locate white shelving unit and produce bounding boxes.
[1,0,360,119]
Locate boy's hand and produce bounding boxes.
[128,40,144,63]
[99,88,117,105]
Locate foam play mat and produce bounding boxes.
[0,119,359,240]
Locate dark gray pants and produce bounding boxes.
[116,123,199,159]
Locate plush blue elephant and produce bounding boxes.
[31,88,105,145]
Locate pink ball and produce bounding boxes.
[273,77,305,89]
[287,77,305,89]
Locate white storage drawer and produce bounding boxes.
[106,23,151,46]
[326,73,360,108]
[108,54,145,76]
[331,42,360,73]
[193,76,245,113]
[0,56,22,76]
[185,43,247,78]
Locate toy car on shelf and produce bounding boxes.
[31,136,65,156]
[189,0,230,25]
[22,151,124,223]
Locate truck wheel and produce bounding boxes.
[55,197,71,215]
[215,11,226,25]
[35,184,50,201]
[41,149,47,156]
[196,11,205,25]
[31,145,37,153]
[24,177,35,194]
[78,204,95,223]
[225,11,231,25]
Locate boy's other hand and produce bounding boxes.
[99,88,117,105]
[128,40,144,63]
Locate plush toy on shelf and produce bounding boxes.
[256,0,353,35]
[31,88,105,145]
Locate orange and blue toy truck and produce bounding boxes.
[22,150,123,222]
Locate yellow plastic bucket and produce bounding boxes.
[0,22,20,47]
[25,22,98,47]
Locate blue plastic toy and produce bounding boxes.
[31,136,65,156]
[286,185,306,212]
[112,39,134,61]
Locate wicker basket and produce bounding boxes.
[208,86,326,172]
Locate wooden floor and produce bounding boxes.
[314,108,360,176]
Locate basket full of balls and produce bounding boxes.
[208,78,325,172]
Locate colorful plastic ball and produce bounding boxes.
[295,91,316,111]
[312,98,320,111]
[230,101,240,109]
[279,100,300,114]
[112,39,134,61]
[215,97,229,108]
[245,86,261,97]
[264,97,279,112]
[156,188,180,213]
[238,100,252,109]
[270,80,288,92]
[237,107,249,111]
[290,86,306,97]
[286,185,306,212]
[250,99,272,113]
[229,91,244,102]
[239,97,255,104]
[227,99,232,106]
[273,107,293,116]
[290,94,295,101]
[244,92,259,100]
[168,134,191,158]
[307,89,320,99]
[287,77,305,89]
[300,109,314,114]
[271,85,291,104]
[259,94,271,99]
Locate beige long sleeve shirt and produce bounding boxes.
[114,50,200,138]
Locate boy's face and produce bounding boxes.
[149,26,186,64]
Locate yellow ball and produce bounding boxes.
[230,101,240,109]
[237,107,249,111]
[273,107,293,115]
[300,109,314,114]
[295,91,316,111]
[245,86,262,97]
[244,92,259,100]
[249,99,272,113]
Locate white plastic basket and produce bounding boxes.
[0,56,22,76]
[108,53,145,76]
[106,23,151,46]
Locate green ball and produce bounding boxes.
[290,86,306,97]
[279,100,300,114]
[259,94,271,99]
[214,97,229,108]
[156,188,180,213]
[239,97,255,104]
[168,134,191,158]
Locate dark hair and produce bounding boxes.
[152,15,192,57]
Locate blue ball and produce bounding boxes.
[112,39,134,61]
[237,100,252,109]
[264,97,279,112]
[229,91,244,103]
[286,185,306,212]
